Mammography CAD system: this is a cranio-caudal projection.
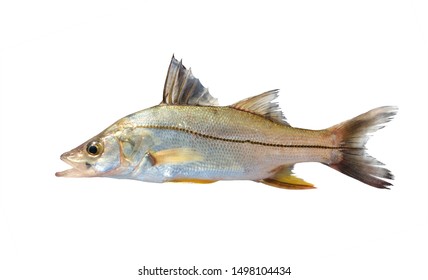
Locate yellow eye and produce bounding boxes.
[86,141,103,156]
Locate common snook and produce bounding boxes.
[56,56,397,189]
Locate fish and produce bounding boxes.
[56,56,397,189]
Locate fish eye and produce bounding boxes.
[86,141,103,156]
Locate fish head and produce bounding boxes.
[56,121,155,179]
[56,133,122,178]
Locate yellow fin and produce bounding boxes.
[169,178,217,184]
[260,165,315,190]
[151,148,203,165]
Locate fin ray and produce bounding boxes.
[162,56,218,106]
[230,90,289,125]
[260,165,315,190]
[151,148,203,165]
[326,106,398,189]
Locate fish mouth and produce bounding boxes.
[55,152,92,177]
[55,168,84,177]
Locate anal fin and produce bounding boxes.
[259,165,315,190]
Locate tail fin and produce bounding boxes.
[327,106,398,189]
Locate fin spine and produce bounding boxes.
[162,56,218,106]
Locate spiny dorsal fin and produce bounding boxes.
[162,55,218,106]
[230,90,290,125]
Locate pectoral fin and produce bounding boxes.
[151,148,203,165]
[260,165,315,190]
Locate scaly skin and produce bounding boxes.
[95,105,336,182]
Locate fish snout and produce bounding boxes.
[60,148,86,165]
[59,151,69,162]
[56,149,89,177]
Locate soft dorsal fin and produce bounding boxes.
[230,90,290,125]
[162,55,218,106]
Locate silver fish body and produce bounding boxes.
[57,56,397,189]
[110,105,332,182]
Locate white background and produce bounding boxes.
[1,1,427,279]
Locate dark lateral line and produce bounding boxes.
[139,125,341,150]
